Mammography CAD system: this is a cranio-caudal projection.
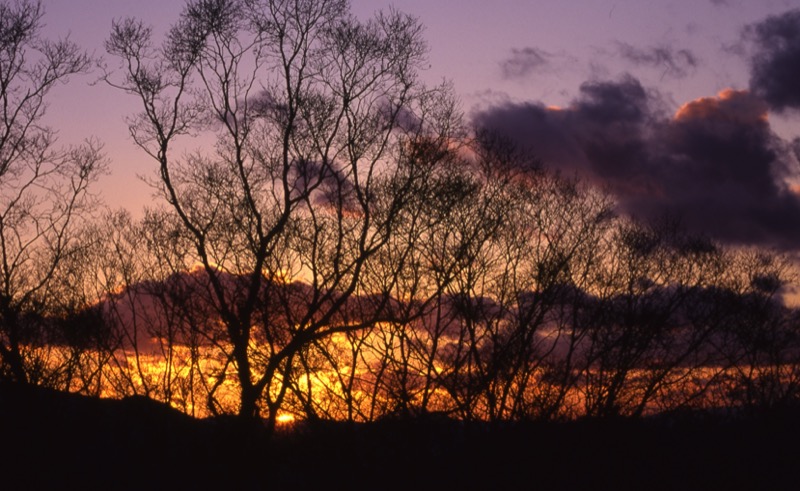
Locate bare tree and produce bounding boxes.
[434,135,615,422]
[105,0,459,425]
[346,133,616,422]
[0,0,105,385]
[68,210,213,413]
[707,250,800,413]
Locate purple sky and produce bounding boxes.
[37,0,800,249]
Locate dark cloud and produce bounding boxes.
[709,0,731,6]
[641,90,800,247]
[615,42,698,80]
[747,9,800,112]
[473,76,658,192]
[500,47,552,79]
[793,138,800,163]
[473,77,800,249]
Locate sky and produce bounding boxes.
[35,0,800,250]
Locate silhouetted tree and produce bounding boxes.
[708,250,800,413]
[0,0,104,386]
[67,210,217,413]
[105,0,459,426]
[435,134,615,422]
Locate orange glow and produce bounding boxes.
[674,89,769,124]
[41,335,800,423]
[189,261,221,273]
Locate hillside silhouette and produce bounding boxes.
[2,382,799,490]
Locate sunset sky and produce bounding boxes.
[36,0,800,249]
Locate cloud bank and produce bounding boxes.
[474,78,800,249]
[474,9,800,251]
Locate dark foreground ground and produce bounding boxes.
[1,384,799,490]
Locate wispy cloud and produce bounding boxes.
[615,42,699,80]
[499,47,554,80]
